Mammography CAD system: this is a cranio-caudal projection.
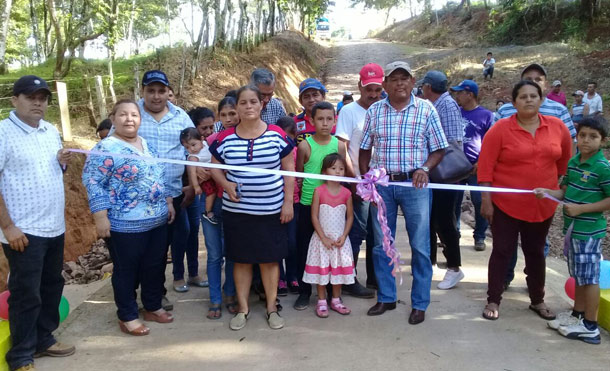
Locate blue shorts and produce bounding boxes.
[567,237,602,286]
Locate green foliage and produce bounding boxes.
[562,17,585,40]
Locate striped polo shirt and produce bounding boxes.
[561,150,610,240]
[209,125,294,215]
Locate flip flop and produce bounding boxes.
[482,303,499,320]
[529,304,556,320]
[206,305,222,320]
[226,301,238,315]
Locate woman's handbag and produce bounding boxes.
[429,141,473,184]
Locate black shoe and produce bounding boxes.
[408,309,425,325]
[288,280,299,294]
[366,281,378,290]
[277,281,288,297]
[367,302,396,316]
[344,281,375,299]
[162,296,173,311]
[294,294,310,310]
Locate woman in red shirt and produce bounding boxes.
[478,80,572,320]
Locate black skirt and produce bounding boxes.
[223,211,288,264]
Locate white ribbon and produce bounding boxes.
[68,148,535,195]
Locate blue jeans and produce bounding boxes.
[2,234,64,370]
[370,185,432,310]
[171,195,199,281]
[200,197,235,305]
[108,225,167,321]
[280,203,299,282]
[455,173,489,241]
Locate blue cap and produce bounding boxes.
[420,70,448,91]
[13,75,51,97]
[298,78,327,96]
[142,70,170,86]
[450,80,479,97]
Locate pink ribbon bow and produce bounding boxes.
[356,168,401,279]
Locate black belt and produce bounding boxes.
[387,171,415,182]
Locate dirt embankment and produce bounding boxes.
[0,31,325,290]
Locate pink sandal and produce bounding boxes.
[330,298,351,315]
[316,300,329,318]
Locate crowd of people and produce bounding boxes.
[0,56,608,370]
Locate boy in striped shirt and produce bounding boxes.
[535,117,610,345]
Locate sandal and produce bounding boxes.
[226,301,238,315]
[330,298,351,315]
[529,303,556,320]
[316,300,329,318]
[207,305,222,320]
[482,303,499,320]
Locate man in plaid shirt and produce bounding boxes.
[359,61,448,325]
[250,68,286,125]
[421,70,466,292]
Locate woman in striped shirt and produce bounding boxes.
[210,85,295,331]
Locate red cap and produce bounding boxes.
[359,63,384,87]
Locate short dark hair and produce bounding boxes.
[588,81,597,88]
[217,96,236,113]
[236,84,262,102]
[320,153,347,176]
[487,52,493,55]
[188,107,215,126]
[225,90,238,99]
[496,100,505,105]
[577,117,608,138]
[180,127,202,143]
[342,94,354,103]
[311,101,335,118]
[96,118,112,133]
[276,116,296,136]
[511,80,542,102]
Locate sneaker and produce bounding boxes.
[173,280,189,293]
[547,311,581,330]
[288,280,299,294]
[229,312,249,331]
[558,319,601,344]
[187,276,209,288]
[267,311,284,329]
[474,239,486,251]
[315,300,329,318]
[34,342,75,358]
[201,212,218,225]
[343,279,375,298]
[293,294,310,310]
[162,296,173,311]
[437,269,465,290]
[277,280,288,297]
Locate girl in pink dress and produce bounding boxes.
[303,153,355,318]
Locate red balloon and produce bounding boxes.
[564,277,576,300]
[0,290,9,320]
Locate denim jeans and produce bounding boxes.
[107,224,167,321]
[200,197,235,305]
[280,203,299,283]
[455,174,489,241]
[171,195,199,281]
[2,234,64,370]
[370,185,432,310]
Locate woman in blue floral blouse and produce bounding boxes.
[82,99,176,336]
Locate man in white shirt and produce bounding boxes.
[583,81,603,116]
[483,52,495,80]
[0,75,75,370]
[335,63,384,298]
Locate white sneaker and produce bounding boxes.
[437,269,465,290]
[558,318,601,344]
[547,311,580,330]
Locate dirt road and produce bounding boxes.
[46,39,608,371]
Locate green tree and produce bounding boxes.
[350,0,405,25]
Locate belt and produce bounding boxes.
[387,171,415,182]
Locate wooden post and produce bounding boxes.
[55,81,72,141]
[83,74,98,127]
[94,75,108,119]
[133,65,140,100]
[178,45,186,98]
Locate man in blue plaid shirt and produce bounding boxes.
[250,68,286,125]
[359,61,448,325]
[421,70,466,292]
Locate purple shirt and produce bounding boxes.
[461,106,494,164]
[547,91,567,106]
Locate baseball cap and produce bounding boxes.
[384,61,412,77]
[298,78,327,96]
[572,90,585,96]
[552,80,562,87]
[521,63,547,78]
[420,70,448,91]
[142,70,170,86]
[450,80,479,96]
[13,75,51,97]
[359,63,384,86]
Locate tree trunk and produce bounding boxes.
[166,0,172,47]
[190,2,209,84]
[127,0,136,57]
[0,0,13,74]
[267,0,275,36]
[29,0,42,63]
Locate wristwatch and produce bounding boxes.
[417,166,430,174]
